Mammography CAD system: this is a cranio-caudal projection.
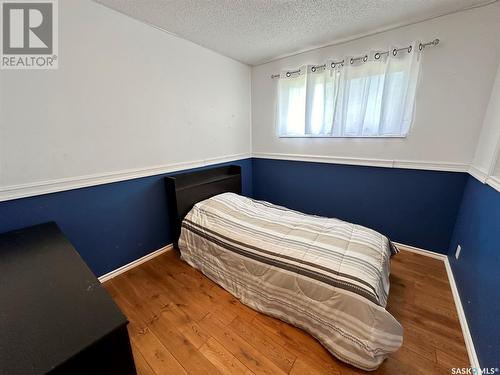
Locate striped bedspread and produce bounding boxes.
[178,193,403,370]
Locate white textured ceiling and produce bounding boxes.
[95,0,495,65]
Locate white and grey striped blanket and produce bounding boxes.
[178,193,403,370]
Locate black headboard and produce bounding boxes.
[165,165,241,248]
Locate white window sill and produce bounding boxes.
[278,135,407,139]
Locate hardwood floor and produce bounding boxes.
[104,249,469,375]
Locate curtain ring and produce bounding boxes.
[374,52,380,60]
[331,62,336,68]
[408,45,412,53]
[350,58,354,64]
[286,71,291,77]
[419,43,423,51]
[363,55,368,62]
[311,66,316,72]
[392,48,397,56]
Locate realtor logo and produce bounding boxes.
[1,0,58,69]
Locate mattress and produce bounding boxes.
[178,192,403,370]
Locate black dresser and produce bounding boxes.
[0,222,136,375]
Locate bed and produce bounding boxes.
[165,165,403,371]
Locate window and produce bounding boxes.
[276,42,422,138]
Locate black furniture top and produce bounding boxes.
[0,222,128,375]
[165,165,241,248]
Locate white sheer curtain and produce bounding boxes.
[305,64,339,136]
[276,65,340,136]
[276,68,307,136]
[276,41,422,137]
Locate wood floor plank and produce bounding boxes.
[141,262,209,321]
[177,320,211,349]
[108,273,222,375]
[199,337,255,375]
[290,357,341,375]
[120,264,212,350]
[105,248,469,375]
[153,251,259,324]
[393,320,437,362]
[382,346,449,375]
[104,280,149,337]
[404,320,468,361]
[131,328,188,375]
[146,312,222,375]
[251,313,335,365]
[248,313,346,375]
[389,304,464,342]
[131,342,156,375]
[199,313,287,375]
[436,348,470,369]
[126,268,211,350]
[229,316,296,373]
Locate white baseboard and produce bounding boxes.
[98,244,173,283]
[395,242,480,371]
[393,241,447,260]
[444,257,481,372]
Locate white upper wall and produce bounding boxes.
[473,64,500,174]
[494,152,500,177]
[0,0,251,187]
[251,2,500,168]
[473,63,500,176]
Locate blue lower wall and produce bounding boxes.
[448,175,500,368]
[252,158,468,253]
[0,156,473,267]
[0,159,252,277]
